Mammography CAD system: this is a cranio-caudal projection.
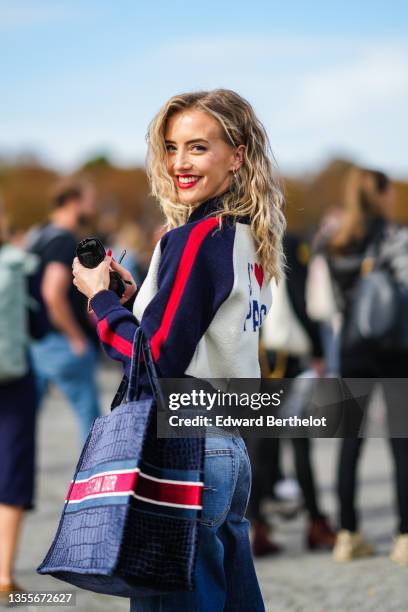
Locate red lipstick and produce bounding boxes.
[176,175,201,190]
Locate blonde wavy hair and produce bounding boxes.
[146,89,286,281]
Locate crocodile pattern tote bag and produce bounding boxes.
[37,328,205,597]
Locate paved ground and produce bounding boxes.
[5,366,408,612]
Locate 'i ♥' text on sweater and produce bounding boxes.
[90,197,272,380]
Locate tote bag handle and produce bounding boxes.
[126,327,145,403]
[126,327,164,406]
[111,326,164,408]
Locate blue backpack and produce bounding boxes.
[0,244,38,382]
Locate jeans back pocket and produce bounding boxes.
[199,449,236,528]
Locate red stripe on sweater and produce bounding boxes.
[97,318,133,358]
[150,216,219,362]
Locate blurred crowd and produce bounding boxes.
[1,164,408,596]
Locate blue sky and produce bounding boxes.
[2,0,408,176]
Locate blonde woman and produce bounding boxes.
[73,89,286,611]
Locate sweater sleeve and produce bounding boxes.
[90,289,137,376]
[90,217,235,378]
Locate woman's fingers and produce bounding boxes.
[103,253,113,268]
[108,258,138,303]
[71,254,112,298]
[72,257,80,274]
[110,258,135,283]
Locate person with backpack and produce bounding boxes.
[72,89,285,611]
[0,205,39,598]
[248,232,335,557]
[323,167,408,564]
[28,179,101,443]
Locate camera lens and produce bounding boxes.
[76,237,106,269]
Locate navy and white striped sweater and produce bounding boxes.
[90,197,272,379]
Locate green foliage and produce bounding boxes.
[80,155,113,172]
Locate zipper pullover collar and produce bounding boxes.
[187,192,250,226]
[187,195,225,224]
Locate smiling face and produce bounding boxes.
[164,109,245,207]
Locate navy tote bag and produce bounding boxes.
[37,328,205,597]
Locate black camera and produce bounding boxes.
[76,237,126,298]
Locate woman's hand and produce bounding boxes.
[111,258,138,304]
[72,255,138,304]
[72,255,112,299]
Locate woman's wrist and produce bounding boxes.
[89,289,120,320]
[87,288,111,315]
[90,285,110,300]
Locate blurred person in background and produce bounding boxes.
[248,232,335,556]
[27,179,101,443]
[7,225,28,249]
[111,222,149,287]
[312,205,344,253]
[307,206,344,375]
[323,167,408,564]
[96,205,119,246]
[0,203,38,597]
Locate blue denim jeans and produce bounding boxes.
[130,434,265,612]
[30,333,100,443]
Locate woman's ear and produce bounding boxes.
[232,144,246,171]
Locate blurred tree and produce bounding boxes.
[80,154,113,172]
[284,176,308,233]
[0,163,57,230]
[0,156,405,237]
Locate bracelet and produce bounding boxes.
[87,289,107,313]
